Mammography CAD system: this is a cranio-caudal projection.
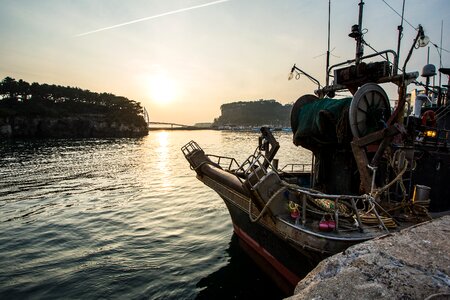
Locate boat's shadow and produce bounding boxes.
[195,234,286,300]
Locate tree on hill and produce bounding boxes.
[213,99,292,127]
[0,77,146,127]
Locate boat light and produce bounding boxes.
[417,25,430,48]
[425,130,437,138]
[348,24,361,39]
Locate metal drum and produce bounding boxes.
[412,184,431,206]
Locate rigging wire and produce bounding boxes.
[381,0,415,30]
[380,0,449,54]
[359,28,436,90]
[313,47,340,59]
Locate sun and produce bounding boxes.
[149,73,176,105]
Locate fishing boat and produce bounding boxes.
[182,1,449,293]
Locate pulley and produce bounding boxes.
[349,83,391,138]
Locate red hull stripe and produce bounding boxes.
[232,223,301,286]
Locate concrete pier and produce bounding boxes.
[288,216,450,300]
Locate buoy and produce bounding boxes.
[421,110,436,127]
[288,201,300,219]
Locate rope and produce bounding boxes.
[248,187,287,223]
[307,197,354,218]
[392,150,407,202]
[251,154,418,231]
[361,195,395,230]
[372,159,408,199]
[359,213,397,228]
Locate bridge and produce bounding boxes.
[143,108,210,130]
[148,121,204,130]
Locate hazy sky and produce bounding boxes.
[1,0,449,125]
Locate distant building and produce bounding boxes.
[194,122,212,128]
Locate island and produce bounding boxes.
[213,99,292,129]
[0,77,148,138]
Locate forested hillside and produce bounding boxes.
[213,99,292,127]
[0,77,148,138]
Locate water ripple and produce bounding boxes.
[0,132,305,299]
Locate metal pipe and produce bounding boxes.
[369,199,390,232]
[326,50,397,79]
[326,0,331,86]
[334,199,339,232]
[291,65,321,89]
[286,185,368,200]
[438,20,443,106]
[302,195,307,225]
[350,198,364,232]
[426,46,430,96]
[402,25,423,72]
[368,165,377,195]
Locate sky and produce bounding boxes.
[1,0,449,125]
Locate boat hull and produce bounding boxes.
[221,195,313,294]
[182,145,394,292]
[198,172,378,293]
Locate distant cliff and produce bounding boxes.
[0,77,148,138]
[213,99,292,127]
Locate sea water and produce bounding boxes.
[0,130,311,299]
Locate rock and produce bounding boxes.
[0,116,148,138]
[287,216,450,300]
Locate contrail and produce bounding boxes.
[75,0,230,37]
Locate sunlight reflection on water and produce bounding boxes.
[0,130,311,299]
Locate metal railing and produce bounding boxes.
[280,163,312,173]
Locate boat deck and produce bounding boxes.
[278,212,423,241]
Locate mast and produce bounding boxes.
[355,0,364,64]
[348,0,364,65]
[438,20,443,106]
[325,0,331,87]
[426,47,430,96]
[394,0,406,76]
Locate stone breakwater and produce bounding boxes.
[0,116,148,138]
[288,216,450,300]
